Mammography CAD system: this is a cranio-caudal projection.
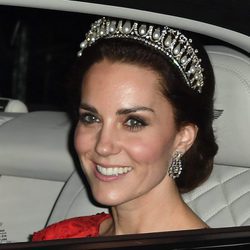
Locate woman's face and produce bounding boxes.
[75,59,189,207]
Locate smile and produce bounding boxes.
[96,165,132,176]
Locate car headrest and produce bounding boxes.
[207,46,250,168]
[0,98,28,113]
[0,111,75,181]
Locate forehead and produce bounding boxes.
[82,59,163,100]
[80,60,175,118]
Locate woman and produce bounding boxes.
[32,17,218,240]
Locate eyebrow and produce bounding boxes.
[116,106,154,115]
[80,102,154,115]
[80,103,98,114]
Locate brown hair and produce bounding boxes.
[69,37,218,193]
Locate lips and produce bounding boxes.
[96,164,132,176]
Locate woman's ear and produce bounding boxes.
[174,124,198,154]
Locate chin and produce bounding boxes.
[91,189,125,207]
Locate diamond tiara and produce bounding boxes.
[78,17,204,93]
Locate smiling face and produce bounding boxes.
[74,59,194,207]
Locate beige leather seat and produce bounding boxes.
[183,46,250,227]
[0,111,75,242]
[47,45,250,228]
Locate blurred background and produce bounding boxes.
[0,5,97,111]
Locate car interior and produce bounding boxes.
[0,0,249,247]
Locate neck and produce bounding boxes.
[108,178,191,235]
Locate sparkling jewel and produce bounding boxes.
[90,33,96,42]
[80,41,88,48]
[139,25,147,35]
[181,55,187,64]
[122,21,131,34]
[173,44,181,55]
[189,65,196,74]
[152,28,161,40]
[195,73,200,79]
[164,35,172,46]
[109,21,116,33]
[78,17,204,93]
[100,27,105,36]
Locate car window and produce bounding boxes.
[0,5,98,111]
[1,5,245,113]
[0,2,249,246]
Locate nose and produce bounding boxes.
[95,124,121,157]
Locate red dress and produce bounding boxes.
[32,213,111,241]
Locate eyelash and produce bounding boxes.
[79,113,148,132]
[79,112,100,125]
[124,116,148,131]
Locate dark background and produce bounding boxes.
[0,2,249,112]
[0,5,97,111]
[79,0,250,35]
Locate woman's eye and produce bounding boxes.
[79,113,100,125]
[124,117,148,131]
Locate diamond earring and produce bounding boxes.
[168,151,183,179]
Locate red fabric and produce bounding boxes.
[32,213,111,241]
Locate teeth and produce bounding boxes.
[96,165,132,176]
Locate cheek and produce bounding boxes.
[74,125,94,154]
[125,133,174,165]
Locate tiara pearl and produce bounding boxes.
[78,17,204,93]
